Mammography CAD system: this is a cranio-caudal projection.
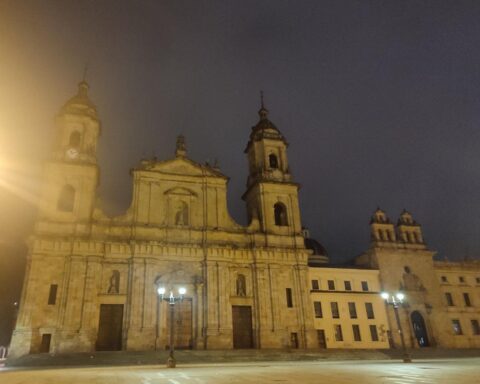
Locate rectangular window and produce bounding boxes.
[445,292,454,306]
[328,280,335,290]
[311,280,319,290]
[369,325,379,341]
[48,284,58,305]
[352,324,361,341]
[471,320,480,335]
[348,302,357,319]
[314,301,323,318]
[459,276,465,283]
[344,281,352,291]
[452,319,463,335]
[331,302,340,318]
[286,288,293,308]
[361,281,369,291]
[334,324,343,341]
[365,302,375,319]
[463,293,472,307]
[441,276,448,283]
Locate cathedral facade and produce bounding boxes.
[9,82,317,357]
[8,82,480,358]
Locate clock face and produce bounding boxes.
[66,148,79,159]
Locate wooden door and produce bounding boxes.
[317,329,327,348]
[96,304,123,351]
[232,305,253,349]
[169,299,193,349]
[39,334,51,353]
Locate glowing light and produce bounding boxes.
[157,287,166,295]
[178,287,186,295]
[0,156,43,207]
[381,292,389,300]
[396,292,405,301]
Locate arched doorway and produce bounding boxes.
[410,311,429,347]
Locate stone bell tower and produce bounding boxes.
[242,94,303,238]
[357,209,450,349]
[38,81,100,226]
[9,81,101,358]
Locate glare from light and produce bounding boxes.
[396,292,405,301]
[178,287,186,295]
[381,292,389,300]
[157,287,166,295]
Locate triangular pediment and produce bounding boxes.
[137,157,227,179]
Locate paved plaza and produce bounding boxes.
[1,358,480,384]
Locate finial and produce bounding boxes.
[175,134,187,158]
[258,90,268,120]
[82,62,89,82]
[77,62,90,97]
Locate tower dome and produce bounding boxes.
[61,81,98,119]
[303,229,329,266]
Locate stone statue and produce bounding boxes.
[108,270,120,294]
[175,202,188,225]
[236,274,246,296]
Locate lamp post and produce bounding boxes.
[157,286,186,368]
[381,291,412,363]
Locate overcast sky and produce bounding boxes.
[1,0,480,265]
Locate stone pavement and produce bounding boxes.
[2,358,480,384]
[5,348,480,368]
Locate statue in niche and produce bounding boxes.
[175,201,189,226]
[108,270,120,294]
[236,274,246,296]
[402,266,425,292]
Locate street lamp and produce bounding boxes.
[380,291,412,363]
[157,286,186,368]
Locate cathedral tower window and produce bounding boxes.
[285,288,293,307]
[57,184,75,212]
[274,202,288,226]
[269,153,278,169]
[69,131,81,148]
[48,284,58,305]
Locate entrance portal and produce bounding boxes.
[410,311,429,347]
[232,305,253,348]
[96,304,124,351]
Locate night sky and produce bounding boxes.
[1,0,480,341]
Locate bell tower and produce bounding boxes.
[39,81,100,225]
[242,94,302,235]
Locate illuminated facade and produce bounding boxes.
[9,82,317,357]
[8,82,480,358]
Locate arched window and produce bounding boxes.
[57,184,75,212]
[269,153,278,169]
[69,131,81,148]
[274,202,288,226]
